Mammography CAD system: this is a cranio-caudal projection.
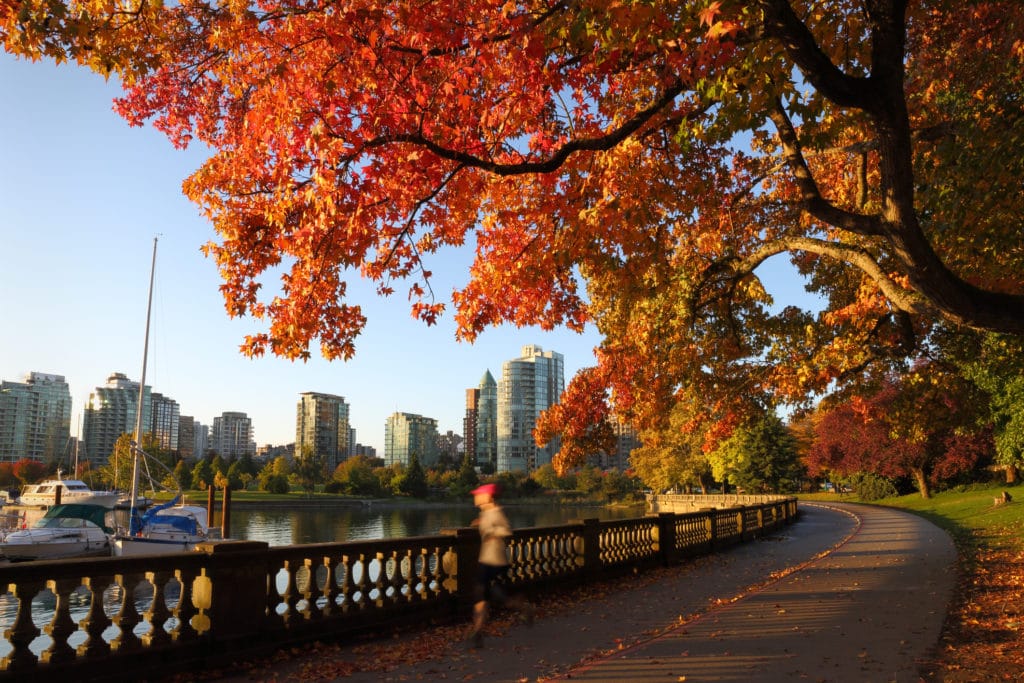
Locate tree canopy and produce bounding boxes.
[4,1,1023,470]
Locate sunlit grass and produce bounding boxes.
[802,482,1024,552]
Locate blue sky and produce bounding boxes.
[0,53,816,454]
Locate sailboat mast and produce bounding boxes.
[130,237,158,516]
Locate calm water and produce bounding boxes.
[228,502,645,546]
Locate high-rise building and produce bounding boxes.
[194,421,209,459]
[295,392,350,471]
[595,417,641,471]
[83,372,151,466]
[436,430,463,466]
[178,416,196,460]
[497,345,564,473]
[211,411,255,459]
[150,392,180,452]
[0,372,72,463]
[464,388,479,466]
[476,370,498,471]
[384,412,439,467]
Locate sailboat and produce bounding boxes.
[112,237,220,556]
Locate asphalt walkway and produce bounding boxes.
[210,502,956,683]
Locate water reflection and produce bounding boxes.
[230,503,639,546]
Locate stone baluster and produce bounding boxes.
[371,552,386,607]
[41,578,80,664]
[280,560,302,627]
[172,567,200,643]
[111,572,144,652]
[299,559,325,621]
[337,554,355,612]
[319,555,341,617]
[142,569,173,647]
[77,575,112,659]
[2,580,41,672]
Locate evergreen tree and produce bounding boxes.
[456,453,479,490]
[173,459,191,491]
[399,453,428,498]
[191,459,214,490]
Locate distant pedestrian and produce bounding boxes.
[467,482,534,648]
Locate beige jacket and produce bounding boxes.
[477,505,512,567]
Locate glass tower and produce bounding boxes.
[497,345,564,473]
[295,392,350,470]
[384,412,440,467]
[83,372,151,467]
[0,372,72,463]
[475,370,498,471]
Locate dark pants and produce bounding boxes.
[474,563,510,603]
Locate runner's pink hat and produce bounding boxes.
[471,483,499,496]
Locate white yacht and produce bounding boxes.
[17,475,119,509]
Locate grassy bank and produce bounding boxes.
[802,482,1024,680]
[801,482,1023,551]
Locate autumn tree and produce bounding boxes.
[258,456,292,493]
[530,463,564,491]
[807,365,992,498]
[172,459,191,491]
[6,2,1024,467]
[708,412,804,493]
[332,454,381,496]
[294,445,327,495]
[12,458,47,484]
[629,398,717,493]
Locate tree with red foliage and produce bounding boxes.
[807,366,992,498]
[12,458,48,485]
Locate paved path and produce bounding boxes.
[209,503,956,683]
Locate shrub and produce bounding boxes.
[849,472,899,501]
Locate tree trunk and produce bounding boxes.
[912,467,931,499]
[1006,464,1019,485]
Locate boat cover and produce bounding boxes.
[40,504,114,533]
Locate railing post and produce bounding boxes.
[701,508,717,549]
[569,518,602,582]
[439,527,479,613]
[194,541,270,648]
[656,513,678,566]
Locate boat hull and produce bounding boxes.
[113,534,201,555]
[1,530,111,562]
